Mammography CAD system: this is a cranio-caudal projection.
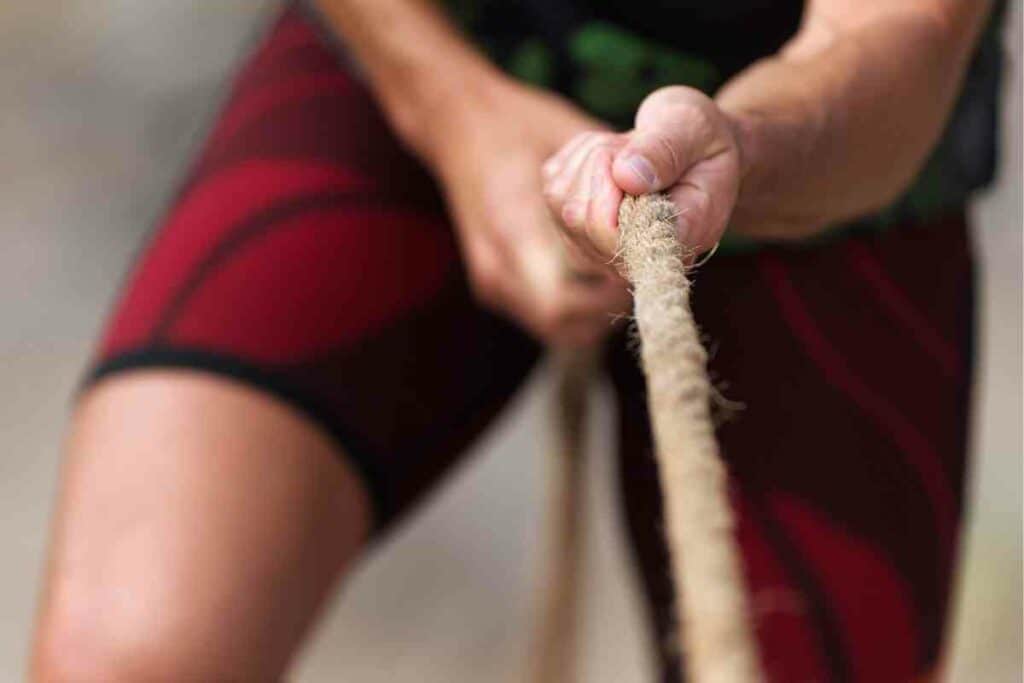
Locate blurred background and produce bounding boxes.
[1,2,1020,681]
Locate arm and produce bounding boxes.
[721,0,994,238]
[311,0,632,347]
[310,0,499,165]
[543,0,994,256]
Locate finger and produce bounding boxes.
[559,233,608,285]
[556,136,622,228]
[557,142,625,261]
[581,144,624,259]
[542,131,597,181]
[558,229,616,286]
[557,143,593,231]
[510,198,625,344]
[611,86,732,195]
[555,149,611,265]
[544,132,621,211]
[666,148,740,256]
[519,261,627,348]
[521,249,621,319]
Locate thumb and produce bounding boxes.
[611,86,721,195]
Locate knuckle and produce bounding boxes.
[638,85,692,120]
[570,131,596,152]
[546,173,573,203]
[588,138,619,160]
[544,179,567,206]
[639,86,717,136]
[561,197,589,229]
[679,102,716,141]
[592,143,615,164]
[578,132,613,159]
[646,84,705,109]
[542,156,560,178]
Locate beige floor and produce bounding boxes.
[1,3,1020,681]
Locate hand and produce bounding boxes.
[542,86,742,262]
[425,79,631,348]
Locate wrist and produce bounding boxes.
[717,103,829,237]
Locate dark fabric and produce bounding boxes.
[608,209,975,681]
[440,0,1005,234]
[91,8,541,528]
[89,9,976,680]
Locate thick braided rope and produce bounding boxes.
[618,194,762,682]
[533,195,760,682]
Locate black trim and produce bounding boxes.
[85,346,393,530]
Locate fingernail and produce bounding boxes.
[623,154,658,190]
[562,200,584,227]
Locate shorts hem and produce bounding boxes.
[83,346,393,531]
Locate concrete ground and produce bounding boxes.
[1,2,1020,680]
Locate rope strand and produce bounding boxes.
[530,350,592,683]
[534,194,762,682]
[619,194,762,682]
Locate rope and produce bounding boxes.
[533,194,763,683]
[529,350,593,683]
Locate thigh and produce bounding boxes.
[92,5,539,531]
[609,214,975,682]
[34,6,538,678]
[34,372,370,680]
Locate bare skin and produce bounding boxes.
[31,0,993,679]
[31,373,370,681]
[543,0,994,259]
[313,0,632,349]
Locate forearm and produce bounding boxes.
[718,1,993,239]
[311,0,505,164]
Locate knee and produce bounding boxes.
[33,629,164,683]
[31,602,225,683]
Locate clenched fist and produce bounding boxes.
[542,86,742,263]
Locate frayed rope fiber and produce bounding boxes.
[619,194,762,682]
[533,194,763,683]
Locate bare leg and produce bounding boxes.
[31,371,371,681]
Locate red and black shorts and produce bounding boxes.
[88,6,977,681]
